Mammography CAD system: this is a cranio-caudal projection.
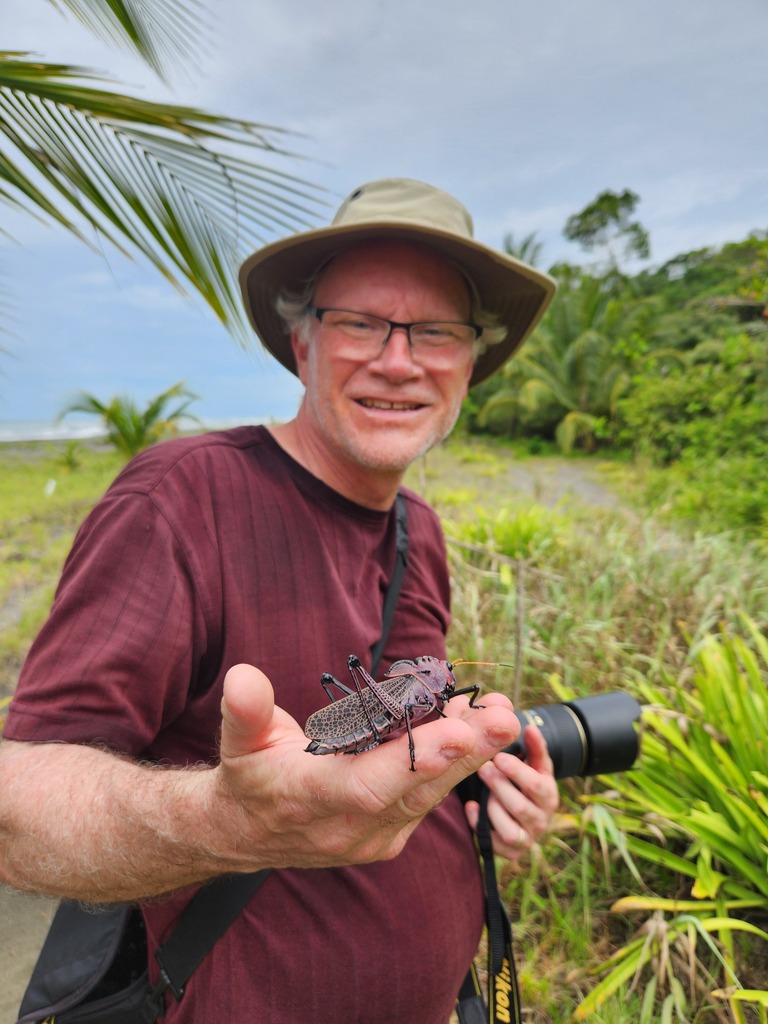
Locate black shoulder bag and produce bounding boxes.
[15,871,273,1024]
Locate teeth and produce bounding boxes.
[360,399,421,410]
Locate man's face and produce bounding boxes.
[291,240,475,482]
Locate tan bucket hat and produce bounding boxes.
[239,177,556,386]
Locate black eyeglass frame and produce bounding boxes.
[307,307,482,348]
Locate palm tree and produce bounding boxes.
[503,232,544,267]
[59,380,199,456]
[1,1,326,340]
[478,273,684,451]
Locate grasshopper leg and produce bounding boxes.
[320,673,355,702]
[449,684,485,709]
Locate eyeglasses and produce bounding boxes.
[308,307,480,363]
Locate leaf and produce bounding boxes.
[697,917,768,942]
[611,896,762,915]
[712,990,768,1007]
[47,0,210,84]
[589,803,644,885]
[0,53,326,338]
[621,835,698,878]
[574,943,647,1019]
[692,848,728,899]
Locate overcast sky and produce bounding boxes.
[2,0,766,433]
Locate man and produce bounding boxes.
[0,178,559,1023]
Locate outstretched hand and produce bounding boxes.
[215,663,521,871]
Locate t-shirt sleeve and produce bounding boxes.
[3,489,208,755]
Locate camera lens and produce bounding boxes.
[454,691,642,807]
[508,692,642,779]
[510,705,588,778]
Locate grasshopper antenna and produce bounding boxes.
[450,659,515,670]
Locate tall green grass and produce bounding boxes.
[410,438,768,1022]
[0,444,122,695]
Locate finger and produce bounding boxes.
[343,702,520,819]
[463,794,535,861]
[462,798,529,854]
[219,663,302,760]
[442,689,515,719]
[477,765,559,840]
[484,748,560,819]
[516,724,555,776]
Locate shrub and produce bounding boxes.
[615,334,768,465]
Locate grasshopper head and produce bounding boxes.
[409,656,456,696]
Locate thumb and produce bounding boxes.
[219,663,280,759]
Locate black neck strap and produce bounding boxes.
[370,492,409,678]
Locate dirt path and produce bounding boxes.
[501,457,621,509]
[0,890,57,1023]
[412,445,625,513]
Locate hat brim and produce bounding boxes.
[239,220,556,387]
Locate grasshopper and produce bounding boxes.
[304,654,483,771]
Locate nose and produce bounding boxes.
[368,326,422,379]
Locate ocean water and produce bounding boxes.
[0,419,107,443]
[0,416,256,444]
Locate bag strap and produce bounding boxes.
[146,493,410,1019]
[144,870,272,1018]
[370,492,408,678]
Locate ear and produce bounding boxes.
[290,330,310,386]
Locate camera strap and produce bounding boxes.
[456,783,522,1024]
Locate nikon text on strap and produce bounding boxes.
[455,784,522,1024]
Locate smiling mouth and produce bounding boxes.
[357,399,425,411]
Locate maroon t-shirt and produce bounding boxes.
[5,426,484,1024]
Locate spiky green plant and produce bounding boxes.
[575,616,768,1022]
[59,380,199,456]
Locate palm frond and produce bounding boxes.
[47,0,207,82]
[0,53,328,340]
[555,410,601,453]
[476,387,520,428]
[515,357,576,412]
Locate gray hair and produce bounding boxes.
[274,260,507,356]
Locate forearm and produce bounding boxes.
[0,739,248,903]
[0,667,523,902]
